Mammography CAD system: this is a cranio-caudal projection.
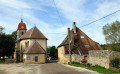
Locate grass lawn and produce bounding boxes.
[69,61,119,74]
[0,60,8,64]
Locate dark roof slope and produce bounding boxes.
[16,26,47,41]
[24,40,46,54]
[58,27,102,55]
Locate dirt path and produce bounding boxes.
[0,63,42,74]
[0,62,99,74]
[40,61,99,74]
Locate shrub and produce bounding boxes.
[111,58,120,68]
[0,60,8,64]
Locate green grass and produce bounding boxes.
[69,61,119,74]
[87,65,119,74]
[0,60,8,64]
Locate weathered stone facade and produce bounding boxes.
[23,54,46,63]
[58,46,120,69]
[88,50,120,69]
[14,20,48,63]
[58,46,86,64]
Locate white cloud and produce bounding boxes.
[0,0,31,9]
[54,0,87,25]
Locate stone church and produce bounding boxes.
[14,19,48,63]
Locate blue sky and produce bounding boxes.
[0,0,120,46]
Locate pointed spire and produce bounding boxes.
[21,13,23,22]
[21,18,23,22]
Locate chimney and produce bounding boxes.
[68,28,74,45]
[68,28,70,36]
[73,22,76,33]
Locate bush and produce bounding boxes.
[0,60,8,64]
[111,58,120,68]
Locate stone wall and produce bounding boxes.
[88,50,120,69]
[72,54,87,62]
[58,46,120,69]
[60,54,86,64]
[58,46,65,63]
[58,46,86,64]
[109,51,120,61]
[23,54,46,63]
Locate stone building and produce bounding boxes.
[58,22,102,64]
[14,19,48,63]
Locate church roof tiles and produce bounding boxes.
[24,40,46,54]
[16,26,47,41]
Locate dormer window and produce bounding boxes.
[80,35,84,38]
[85,45,90,47]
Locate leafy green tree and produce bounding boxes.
[103,21,120,51]
[0,26,4,34]
[11,31,17,40]
[0,33,15,60]
[48,46,58,59]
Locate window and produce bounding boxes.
[22,32,24,35]
[25,41,29,48]
[84,45,90,47]
[27,56,30,60]
[80,35,84,38]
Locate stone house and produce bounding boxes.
[14,19,48,63]
[58,22,102,64]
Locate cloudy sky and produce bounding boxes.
[0,0,120,46]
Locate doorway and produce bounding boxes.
[35,56,38,62]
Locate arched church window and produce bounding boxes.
[22,32,24,35]
[25,41,29,48]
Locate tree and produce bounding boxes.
[48,46,58,59]
[103,21,120,51]
[0,33,15,60]
[0,26,4,34]
[11,31,17,40]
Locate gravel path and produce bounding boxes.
[40,62,99,74]
[0,63,42,74]
[0,61,99,74]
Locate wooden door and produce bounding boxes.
[35,56,38,62]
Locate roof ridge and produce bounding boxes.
[29,26,35,38]
[16,28,33,42]
[35,26,47,39]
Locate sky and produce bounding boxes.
[0,0,120,47]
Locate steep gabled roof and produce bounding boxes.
[58,26,102,55]
[24,40,46,54]
[16,26,47,41]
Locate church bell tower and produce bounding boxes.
[17,19,27,39]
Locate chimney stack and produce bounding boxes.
[68,28,70,36]
[73,22,76,33]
